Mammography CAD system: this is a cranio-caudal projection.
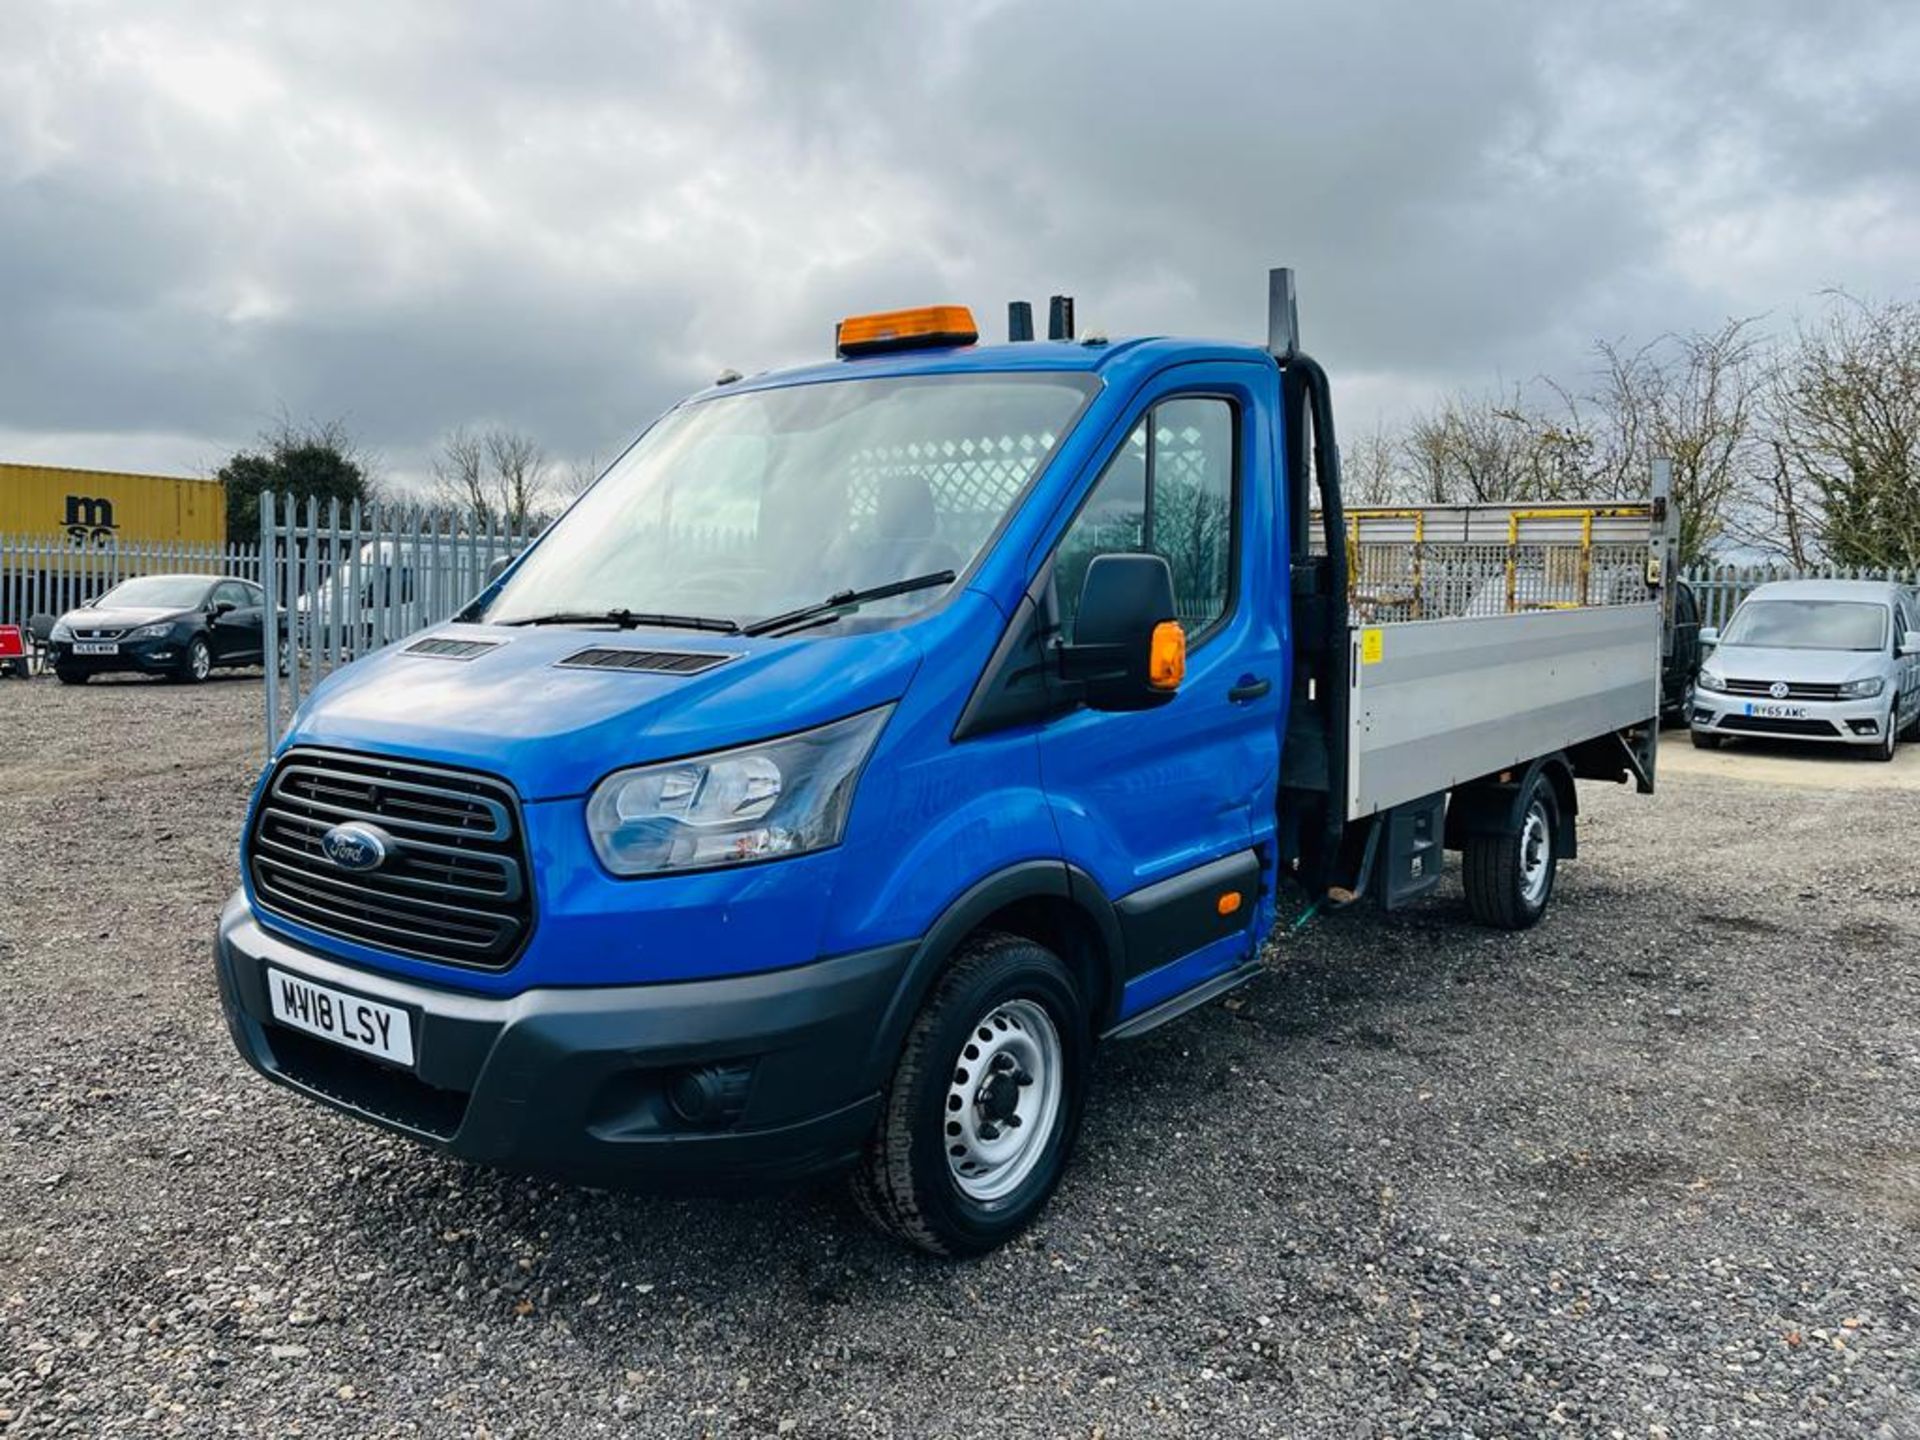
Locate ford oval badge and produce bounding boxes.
[321,822,390,872]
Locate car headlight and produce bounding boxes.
[50,620,73,642]
[128,623,174,640]
[586,707,891,876]
[1696,669,1727,693]
[1838,676,1884,699]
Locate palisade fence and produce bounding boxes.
[260,493,541,747]
[1682,563,1919,630]
[1,533,261,628]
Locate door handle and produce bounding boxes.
[1228,675,1271,703]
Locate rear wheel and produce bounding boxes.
[1690,728,1724,750]
[853,933,1089,1257]
[1462,774,1559,931]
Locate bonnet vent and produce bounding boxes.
[557,647,735,676]
[404,637,501,660]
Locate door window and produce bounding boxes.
[215,581,252,608]
[1055,397,1237,641]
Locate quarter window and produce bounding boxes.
[1055,396,1237,640]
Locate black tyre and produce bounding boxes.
[1690,729,1724,750]
[1872,700,1898,761]
[174,635,212,684]
[1462,774,1559,931]
[55,665,89,686]
[853,932,1089,1257]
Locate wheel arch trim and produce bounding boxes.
[859,860,1124,1089]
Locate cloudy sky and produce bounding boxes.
[4,0,1918,488]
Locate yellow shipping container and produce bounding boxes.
[0,462,227,547]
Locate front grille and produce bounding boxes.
[248,749,534,969]
[1718,715,1844,737]
[1723,679,1843,701]
[557,646,735,676]
[75,626,124,641]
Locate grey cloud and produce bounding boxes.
[2,0,1917,483]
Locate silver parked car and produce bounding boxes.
[1691,579,1920,761]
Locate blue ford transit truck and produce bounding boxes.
[217,272,1673,1254]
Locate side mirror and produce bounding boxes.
[1900,630,1920,657]
[1058,553,1186,712]
[211,600,235,617]
[1699,626,1719,648]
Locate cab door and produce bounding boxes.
[1034,363,1285,1020]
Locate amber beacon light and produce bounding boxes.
[836,305,980,357]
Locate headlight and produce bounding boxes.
[128,623,174,640]
[586,707,891,876]
[50,620,73,642]
[1838,676,1884,699]
[1696,669,1727,693]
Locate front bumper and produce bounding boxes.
[214,894,914,1188]
[50,636,185,674]
[1690,690,1890,745]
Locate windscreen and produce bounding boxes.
[95,576,212,609]
[478,373,1096,630]
[1721,599,1888,651]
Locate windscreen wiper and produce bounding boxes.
[500,608,741,634]
[743,570,957,638]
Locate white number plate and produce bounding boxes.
[1745,702,1807,719]
[267,968,415,1067]
[73,642,118,655]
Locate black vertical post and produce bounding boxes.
[1008,301,1034,342]
[1047,295,1075,341]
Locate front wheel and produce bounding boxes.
[1872,699,1898,761]
[174,635,212,684]
[1691,729,1724,750]
[853,933,1089,1257]
[1462,774,1559,930]
[55,665,90,686]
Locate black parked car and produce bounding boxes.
[50,574,269,685]
[1662,579,1703,722]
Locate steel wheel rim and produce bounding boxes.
[191,641,210,679]
[1518,799,1552,907]
[943,997,1063,1204]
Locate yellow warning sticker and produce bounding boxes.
[1360,628,1384,665]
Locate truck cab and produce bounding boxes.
[216,276,1669,1254]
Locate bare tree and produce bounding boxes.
[1344,421,1407,507]
[1401,384,1600,505]
[432,425,554,531]
[485,429,551,532]
[1767,292,1920,570]
[1592,318,1767,566]
[431,426,489,520]
[560,453,603,501]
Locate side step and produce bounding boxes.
[1102,959,1266,1041]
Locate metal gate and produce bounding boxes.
[260,493,536,747]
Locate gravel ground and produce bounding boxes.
[2,675,1917,1438]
